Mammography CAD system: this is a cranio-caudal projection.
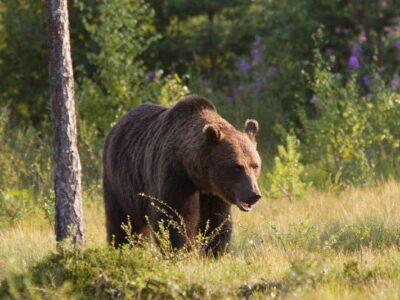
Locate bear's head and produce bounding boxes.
[203,119,262,212]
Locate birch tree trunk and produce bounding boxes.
[46,0,84,245]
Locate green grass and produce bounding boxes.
[2,180,400,299]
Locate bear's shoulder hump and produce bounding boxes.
[170,95,216,115]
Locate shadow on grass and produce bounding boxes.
[239,255,400,299]
[239,218,400,252]
[320,218,400,252]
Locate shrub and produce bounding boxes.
[157,74,190,106]
[268,135,306,200]
[301,43,400,186]
[0,189,31,226]
[0,246,192,299]
[76,0,157,132]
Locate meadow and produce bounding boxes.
[2,180,400,299]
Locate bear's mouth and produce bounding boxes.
[233,194,253,212]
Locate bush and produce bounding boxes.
[268,135,306,200]
[156,74,190,106]
[301,47,400,186]
[76,0,157,132]
[0,246,193,299]
[0,189,32,226]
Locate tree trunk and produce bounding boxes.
[46,0,84,245]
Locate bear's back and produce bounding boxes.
[104,96,217,192]
[103,103,166,181]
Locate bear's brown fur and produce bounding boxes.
[103,95,262,255]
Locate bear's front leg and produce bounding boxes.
[198,194,232,257]
[153,176,200,250]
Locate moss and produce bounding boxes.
[1,246,195,299]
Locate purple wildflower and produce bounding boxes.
[146,71,155,79]
[254,79,264,93]
[238,84,245,92]
[348,55,360,69]
[251,48,263,62]
[335,26,341,33]
[362,75,370,87]
[351,44,362,57]
[239,60,251,73]
[395,40,400,50]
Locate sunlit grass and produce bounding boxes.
[1,180,400,298]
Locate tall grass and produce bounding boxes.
[0,108,102,227]
[2,180,400,298]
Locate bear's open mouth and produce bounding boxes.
[234,195,253,212]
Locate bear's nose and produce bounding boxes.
[247,193,262,204]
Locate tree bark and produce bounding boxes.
[46,0,84,245]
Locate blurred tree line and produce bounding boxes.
[1,0,398,127]
[0,0,399,189]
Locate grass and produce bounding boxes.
[1,180,400,298]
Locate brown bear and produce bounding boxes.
[103,95,262,255]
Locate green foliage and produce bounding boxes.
[0,0,48,125]
[302,48,400,186]
[0,108,53,225]
[76,0,157,131]
[157,74,190,106]
[147,0,253,74]
[168,0,399,157]
[143,71,191,107]
[74,0,191,131]
[0,247,192,299]
[0,108,104,225]
[0,189,31,226]
[0,0,399,145]
[268,135,306,200]
[77,120,103,197]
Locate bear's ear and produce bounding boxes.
[203,124,223,143]
[244,119,259,142]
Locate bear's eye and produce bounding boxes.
[233,164,245,173]
[250,164,259,170]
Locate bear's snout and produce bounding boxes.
[246,192,262,204]
[233,189,262,212]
